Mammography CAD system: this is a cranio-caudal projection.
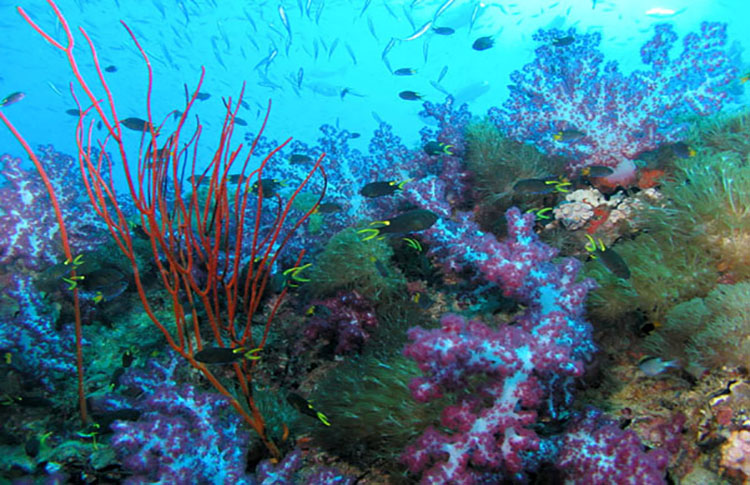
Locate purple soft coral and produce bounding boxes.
[491,22,739,185]
[557,408,670,485]
[0,273,79,390]
[304,290,378,355]
[402,208,597,483]
[108,356,253,484]
[0,146,107,270]
[403,314,544,481]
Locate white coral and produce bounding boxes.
[553,188,606,230]
[553,187,661,231]
[721,429,750,478]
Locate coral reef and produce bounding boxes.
[2,8,748,483]
[553,187,651,233]
[306,354,443,468]
[255,447,356,484]
[648,150,750,281]
[583,147,750,324]
[721,429,750,481]
[584,232,719,324]
[0,147,108,270]
[492,22,739,186]
[0,273,79,391]
[303,290,379,355]
[308,227,406,300]
[401,208,597,482]
[465,118,557,220]
[642,282,750,374]
[556,408,671,484]
[104,357,254,484]
[694,110,750,157]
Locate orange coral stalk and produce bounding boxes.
[0,112,88,426]
[16,0,326,458]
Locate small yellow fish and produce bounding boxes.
[286,392,330,426]
[360,179,412,198]
[585,235,630,279]
[553,129,586,142]
[194,346,261,364]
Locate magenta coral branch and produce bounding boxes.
[491,22,739,186]
[401,207,597,482]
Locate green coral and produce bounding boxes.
[293,289,436,472]
[291,191,320,213]
[465,119,562,235]
[303,353,443,469]
[585,148,750,323]
[647,150,750,280]
[289,192,321,234]
[308,227,406,300]
[465,119,554,198]
[0,431,105,480]
[585,232,718,324]
[692,109,750,157]
[642,282,750,374]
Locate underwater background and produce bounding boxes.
[1,0,750,483]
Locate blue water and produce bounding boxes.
[2,0,747,179]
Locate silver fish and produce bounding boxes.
[383,2,398,19]
[469,2,482,31]
[315,0,325,24]
[382,37,398,60]
[345,43,357,65]
[360,0,372,17]
[217,20,230,49]
[367,16,378,41]
[328,38,339,59]
[254,48,278,71]
[278,5,292,37]
[437,65,448,83]
[243,9,257,32]
[47,81,63,97]
[402,4,416,30]
[403,20,432,41]
[429,80,450,96]
[432,0,455,22]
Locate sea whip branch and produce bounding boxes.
[18,0,327,459]
[0,112,88,426]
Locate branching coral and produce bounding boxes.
[492,22,739,186]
